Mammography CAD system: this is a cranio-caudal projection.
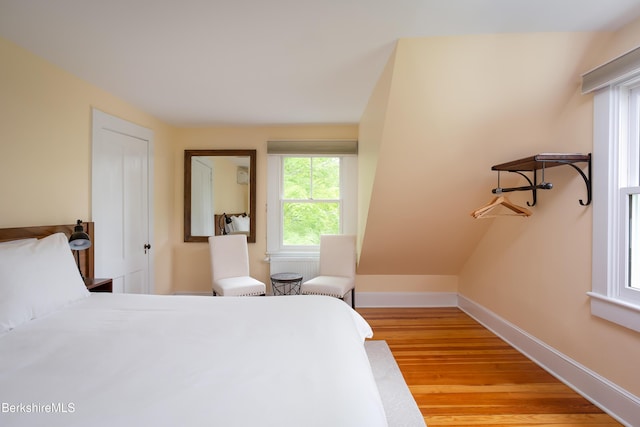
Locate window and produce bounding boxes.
[267,150,357,254]
[587,49,640,332]
[629,193,640,293]
[282,157,340,245]
[620,85,640,304]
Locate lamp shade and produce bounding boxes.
[69,220,91,250]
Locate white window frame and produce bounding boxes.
[267,154,357,256]
[589,75,640,333]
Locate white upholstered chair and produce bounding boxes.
[208,235,266,296]
[301,235,356,308]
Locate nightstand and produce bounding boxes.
[84,278,113,293]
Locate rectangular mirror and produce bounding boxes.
[184,149,256,243]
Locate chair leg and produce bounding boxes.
[351,288,355,309]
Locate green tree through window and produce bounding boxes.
[282,157,340,245]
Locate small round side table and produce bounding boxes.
[270,272,303,296]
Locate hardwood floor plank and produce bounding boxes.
[358,307,622,427]
[424,413,620,426]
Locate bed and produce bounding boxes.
[214,212,250,237]
[0,223,387,427]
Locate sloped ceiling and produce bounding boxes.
[0,0,639,125]
[357,33,602,275]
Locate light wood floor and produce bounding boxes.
[358,307,622,427]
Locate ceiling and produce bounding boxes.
[2,0,640,126]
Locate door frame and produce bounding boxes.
[91,108,154,293]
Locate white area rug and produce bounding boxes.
[365,340,427,427]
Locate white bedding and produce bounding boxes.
[0,293,387,427]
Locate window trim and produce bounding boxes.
[589,75,640,333]
[266,154,357,256]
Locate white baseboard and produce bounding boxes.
[356,291,458,307]
[458,295,639,427]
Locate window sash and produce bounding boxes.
[628,87,640,186]
[267,154,357,255]
[281,201,341,246]
[280,156,342,249]
[282,157,340,201]
[620,188,640,304]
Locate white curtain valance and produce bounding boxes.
[267,140,357,155]
[582,45,640,94]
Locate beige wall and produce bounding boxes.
[358,46,396,258]
[458,23,640,396]
[357,43,460,294]
[172,125,358,294]
[212,157,248,214]
[356,32,605,296]
[357,33,602,278]
[0,37,176,295]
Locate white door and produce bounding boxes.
[191,157,214,236]
[92,109,153,294]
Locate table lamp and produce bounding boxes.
[68,219,91,278]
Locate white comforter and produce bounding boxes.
[0,294,387,427]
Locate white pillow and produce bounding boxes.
[231,215,250,232]
[0,238,36,247]
[0,233,89,333]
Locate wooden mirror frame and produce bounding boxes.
[184,149,256,243]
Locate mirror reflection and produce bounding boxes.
[184,150,256,243]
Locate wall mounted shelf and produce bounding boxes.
[491,153,592,206]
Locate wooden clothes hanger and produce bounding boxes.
[471,195,532,219]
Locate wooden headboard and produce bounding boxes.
[0,222,95,279]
